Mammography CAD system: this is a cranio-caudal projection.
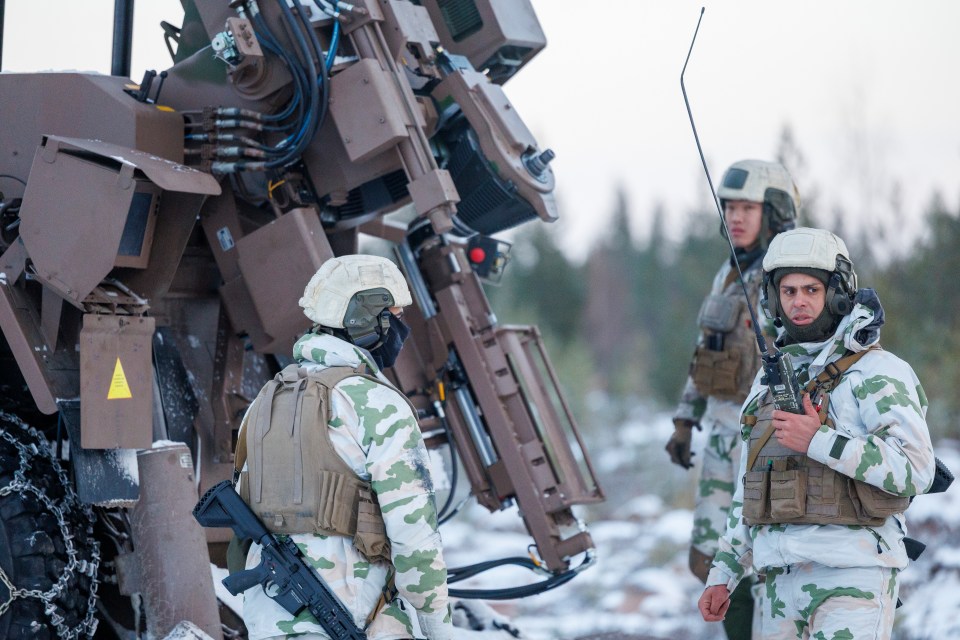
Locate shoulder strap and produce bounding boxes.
[804,345,881,394]
[746,412,775,473]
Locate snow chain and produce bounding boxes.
[0,412,101,639]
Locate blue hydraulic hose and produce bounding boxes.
[326,2,340,74]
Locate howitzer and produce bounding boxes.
[0,0,601,636]
[194,479,366,640]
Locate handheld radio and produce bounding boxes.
[680,8,803,414]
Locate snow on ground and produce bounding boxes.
[203,408,960,639]
[437,411,960,640]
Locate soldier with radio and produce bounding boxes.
[698,227,937,640]
[668,159,799,638]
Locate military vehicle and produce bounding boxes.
[0,1,604,637]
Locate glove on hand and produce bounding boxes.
[665,418,700,469]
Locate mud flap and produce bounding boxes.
[59,401,139,506]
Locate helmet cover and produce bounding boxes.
[299,254,413,328]
[718,159,800,233]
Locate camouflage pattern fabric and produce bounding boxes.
[755,562,897,640]
[692,430,743,556]
[706,300,936,635]
[675,259,774,558]
[240,332,453,640]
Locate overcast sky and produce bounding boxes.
[3,1,958,258]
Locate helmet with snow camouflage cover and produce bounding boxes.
[718,159,800,236]
[761,227,858,330]
[299,254,413,347]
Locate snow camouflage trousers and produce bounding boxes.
[692,429,743,557]
[756,562,897,640]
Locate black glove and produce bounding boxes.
[666,418,700,469]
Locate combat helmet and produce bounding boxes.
[299,254,413,348]
[760,227,858,342]
[718,159,800,240]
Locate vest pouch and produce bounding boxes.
[742,470,770,522]
[698,294,741,333]
[691,344,741,397]
[770,467,807,519]
[849,479,910,519]
[354,487,391,564]
[316,469,360,536]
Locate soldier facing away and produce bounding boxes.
[236,254,454,640]
[698,227,936,640]
[667,159,800,638]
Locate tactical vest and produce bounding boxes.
[690,266,767,403]
[234,363,415,564]
[740,347,910,527]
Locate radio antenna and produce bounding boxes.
[680,7,770,357]
[680,8,803,415]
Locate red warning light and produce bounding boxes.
[468,247,487,264]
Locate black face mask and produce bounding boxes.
[369,312,410,370]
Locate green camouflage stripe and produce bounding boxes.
[765,566,787,619]
[853,375,922,417]
[381,495,416,513]
[799,583,873,621]
[727,499,742,529]
[853,437,883,481]
[353,561,370,579]
[883,463,917,496]
[699,478,735,498]
[713,550,742,580]
[403,428,422,449]
[381,602,413,635]
[277,608,316,633]
[371,459,420,494]
[692,516,722,546]
[404,502,439,529]
[916,383,928,409]
[813,629,854,640]
[296,542,335,570]
[393,549,447,594]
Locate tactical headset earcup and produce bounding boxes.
[829,293,854,316]
[825,273,854,316]
[760,275,778,320]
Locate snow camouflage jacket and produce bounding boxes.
[706,295,937,591]
[240,332,453,640]
[674,257,776,435]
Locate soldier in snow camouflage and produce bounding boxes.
[668,160,800,638]
[699,228,936,640]
[240,255,453,640]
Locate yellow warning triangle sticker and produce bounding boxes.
[108,358,133,400]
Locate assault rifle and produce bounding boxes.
[193,480,366,640]
[680,7,803,414]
